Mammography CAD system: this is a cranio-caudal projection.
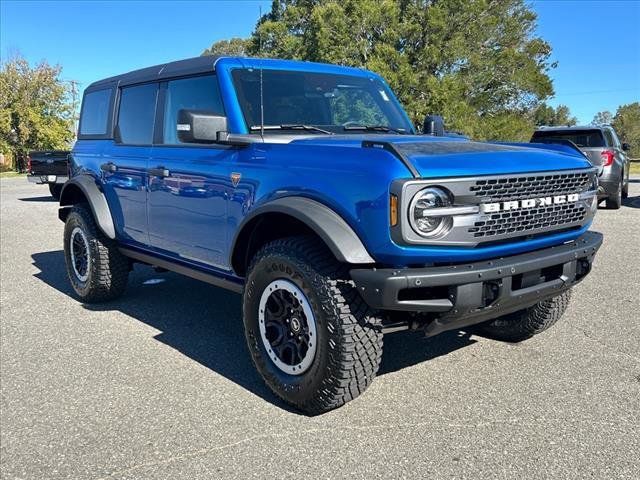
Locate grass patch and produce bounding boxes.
[629,162,640,176]
[0,171,25,179]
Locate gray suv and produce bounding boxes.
[532,125,630,209]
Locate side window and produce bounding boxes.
[603,129,615,148]
[163,75,225,144]
[79,89,112,136]
[117,83,158,145]
[608,129,620,148]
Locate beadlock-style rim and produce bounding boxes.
[258,279,317,375]
[70,226,90,282]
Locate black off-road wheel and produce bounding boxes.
[243,236,383,415]
[63,204,129,303]
[49,184,63,201]
[476,290,572,343]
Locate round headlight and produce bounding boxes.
[409,187,453,237]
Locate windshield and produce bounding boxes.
[531,130,605,148]
[231,68,414,134]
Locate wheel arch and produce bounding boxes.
[230,197,375,277]
[59,175,116,239]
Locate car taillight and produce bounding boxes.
[600,150,614,167]
[26,156,32,173]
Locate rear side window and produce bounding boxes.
[163,75,225,144]
[603,129,615,147]
[531,130,605,148]
[79,89,112,136]
[117,83,158,145]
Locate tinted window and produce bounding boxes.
[603,129,616,147]
[231,68,413,134]
[531,129,605,148]
[79,89,112,135]
[163,75,225,144]
[117,83,158,144]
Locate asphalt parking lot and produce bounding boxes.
[1,176,639,479]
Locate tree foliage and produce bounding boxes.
[533,103,577,127]
[202,37,251,56]
[612,103,640,158]
[592,110,613,126]
[213,0,556,140]
[0,55,75,166]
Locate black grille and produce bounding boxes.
[469,204,587,238]
[469,172,592,201]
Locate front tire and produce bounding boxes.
[476,290,572,342]
[63,204,129,302]
[243,236,383,415]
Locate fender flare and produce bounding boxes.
[59,175,116,239]
[231,196,375,267]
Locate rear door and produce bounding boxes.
[146,74,234,270]
[101,82,158,246]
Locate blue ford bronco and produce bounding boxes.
[60,56,602,414]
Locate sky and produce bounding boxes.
[1,0,639,125]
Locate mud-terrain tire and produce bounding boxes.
[63,204,129,302]
[49,184,62,201]
[476,290,572,343]
[605,176,622,209]
[243,235,383,415]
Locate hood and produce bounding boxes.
[289,135,593,178]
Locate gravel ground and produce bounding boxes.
[1,177,639,479]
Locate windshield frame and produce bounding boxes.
[229,67,415,135]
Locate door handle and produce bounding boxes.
[100,162,117,173]
[148,167,170,178]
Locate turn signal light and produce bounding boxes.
[600,150,615,167]
[390,194,398,226]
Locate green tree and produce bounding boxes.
[0,55,75,169]
[202,37,250,56]
[227,0,555,140]
[612,102,640,158]
[533,103,577,127]
[591,110,613,126]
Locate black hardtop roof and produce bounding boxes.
[87,55,221,90]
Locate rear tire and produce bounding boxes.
[243,235,383,415]
[605,176,622,209]
[49,184,62,201]
[621,171,628,199]
[63,204,129,302]
[476,290,572,342]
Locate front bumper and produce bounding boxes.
[350,231,602,336]
[27,174,68,185]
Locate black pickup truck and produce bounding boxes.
[26,150,70,200]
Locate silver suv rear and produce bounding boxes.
[532,125,630,209]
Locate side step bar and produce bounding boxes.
[119,248,243,294]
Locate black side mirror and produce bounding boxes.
[423,114,445,136]
[177,109,227,143]
[622,142,630,151]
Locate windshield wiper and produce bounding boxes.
[343,125,407,134]
[250,124,333,134]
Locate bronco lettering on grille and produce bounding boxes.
[481,193,580,213]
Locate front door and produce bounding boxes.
[146,74,234,270]
[102,82,158,246]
